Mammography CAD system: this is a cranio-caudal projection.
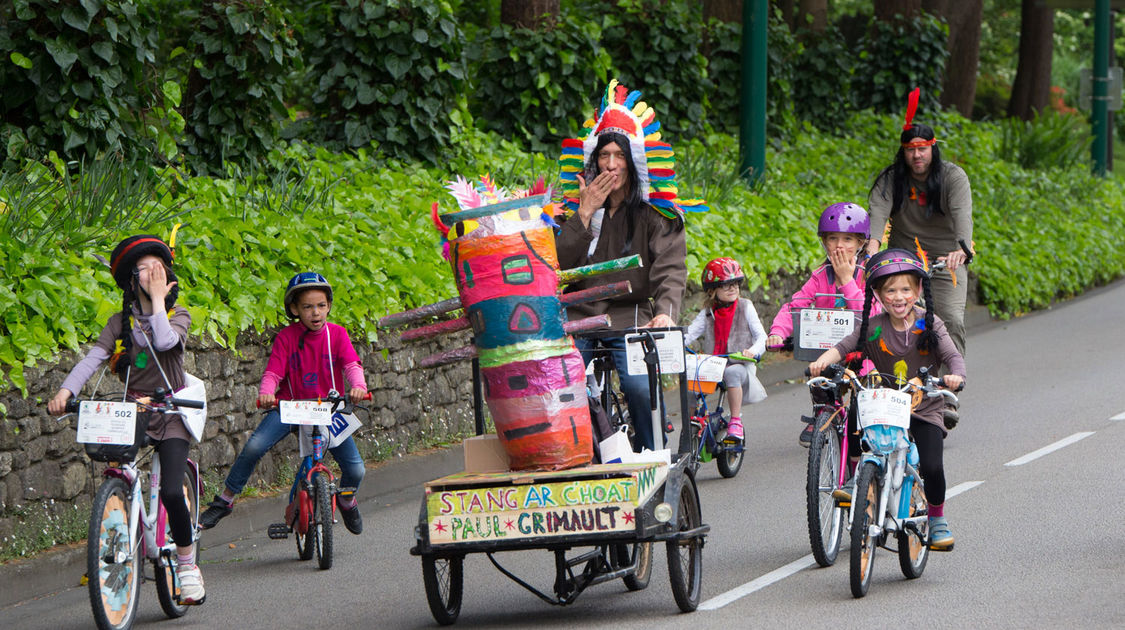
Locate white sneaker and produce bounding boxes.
[177,563,206,605]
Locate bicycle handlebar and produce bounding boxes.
[256,391,372,409]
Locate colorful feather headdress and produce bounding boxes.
[901,87,937,148]
[558,79,708,220]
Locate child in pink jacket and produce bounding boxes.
[765,203,878,446]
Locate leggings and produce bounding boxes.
[155,438,194,548]
[846,413,946,506]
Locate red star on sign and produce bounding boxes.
[622,511,635,525]
[504,518,515,530]
[433,520,447,533]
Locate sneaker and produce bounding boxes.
[724,418,744,443]
[929,516,955,550]
[177,563,206,605]
[338,490,363,535]
[199,495,233,530]
[943,406,960,430]
[798,422,814,448]
[832,476,855,504]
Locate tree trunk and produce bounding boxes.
[874,0,922,22]
[923,0,983,117]
[798,0,827,32]
[1007,0,1054,120]
[500,0,559,29]
[704,0,743,24]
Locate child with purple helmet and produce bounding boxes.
[809,248,966,550]
[766,203,880,446]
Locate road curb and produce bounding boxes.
[0,301,997,608]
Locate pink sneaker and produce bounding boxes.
[725,418,744,443]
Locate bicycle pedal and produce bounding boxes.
[267,523,291,539]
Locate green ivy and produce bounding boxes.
[852,12,949,114]
[293,0,467,163]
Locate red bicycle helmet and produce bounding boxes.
[702,257,745,290]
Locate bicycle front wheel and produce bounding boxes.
[87,477,140,630]
[807,413,844,567]
[314,475,334,570]
[615,541,653,591]
[715,439,744,478]
[667,473,703,612]
[849,461,880,598]
[422,554,464,626]
[155,464,200,617]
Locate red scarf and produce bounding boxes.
[712,301,736,355]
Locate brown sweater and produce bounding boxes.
[556,204,687,328]
[868,162,973,258]
[833,307,966,430]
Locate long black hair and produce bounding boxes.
[585,132,683,257]
[852,272,939,366]
[869,123,945,218]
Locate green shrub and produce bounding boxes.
[293,0,467,163]
[999,109,1091,171]
[852,12,948,114]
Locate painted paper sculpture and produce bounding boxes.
[379,177,640,471]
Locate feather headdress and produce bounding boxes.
[558,79,708,220]
[433,175,557,259]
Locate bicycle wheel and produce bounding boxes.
[155,464,200,617]
[294,485,314,561]
[849,461,880,598]
[87,477,140,630]
[715,438,744,478]
[422,554,464,626]
[615,541,653,591]
[897,476,929,579]
[807,413,844,567]
[667,474,703,612]
[314,474,334,570]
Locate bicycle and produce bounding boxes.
[847,366,957,598]
[686,351,758,479]
[802,361,857,567]
[265,390,370,570]
[62,388,206,630]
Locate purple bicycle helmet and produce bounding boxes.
[817,203,870,240]
[865,248,926,284]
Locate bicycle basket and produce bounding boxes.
[83,415,146,463]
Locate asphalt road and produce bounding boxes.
[4,281,1125,629]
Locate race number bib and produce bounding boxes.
[684,354,727,383]
[624,329,685,376]
[279,400,334,426]
[76,401,138,445]
[798,309,856,351]
[857,389,912,430]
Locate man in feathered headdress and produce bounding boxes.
[555,78,705,452]
[867,87,974,359]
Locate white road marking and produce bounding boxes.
[1110,412,1125,421]
[698,556,816,610]
[1004,432,1095,467]
[700,479,986,610]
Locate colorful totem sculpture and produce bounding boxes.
[379,177,640,471]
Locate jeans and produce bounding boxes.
[575,336,664,451]
[224,409,365,495]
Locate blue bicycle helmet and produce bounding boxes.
[284,272,333,318]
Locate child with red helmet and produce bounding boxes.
[48,234,206,604]
[199,272,369,535]
[766,202,881,446]
[684,257,768,443]
[809,249,966,550]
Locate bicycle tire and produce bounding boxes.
[616,541,653,591]
[295,485,314,561]
[667,473,703,612]
[155,464,200,617]
[715,441,744,478]
[314,475,334,570]
[849,462,880,598]
[806,411,845,567]
[87,477,140,630]
[897,476,929,579]
[422,554,464,626]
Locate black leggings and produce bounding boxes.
[846,413,946,506]
[155,438,194,548]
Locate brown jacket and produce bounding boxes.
[556,204,687,328]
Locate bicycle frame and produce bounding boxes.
[806,374,853,490]
[107,453,201,566]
